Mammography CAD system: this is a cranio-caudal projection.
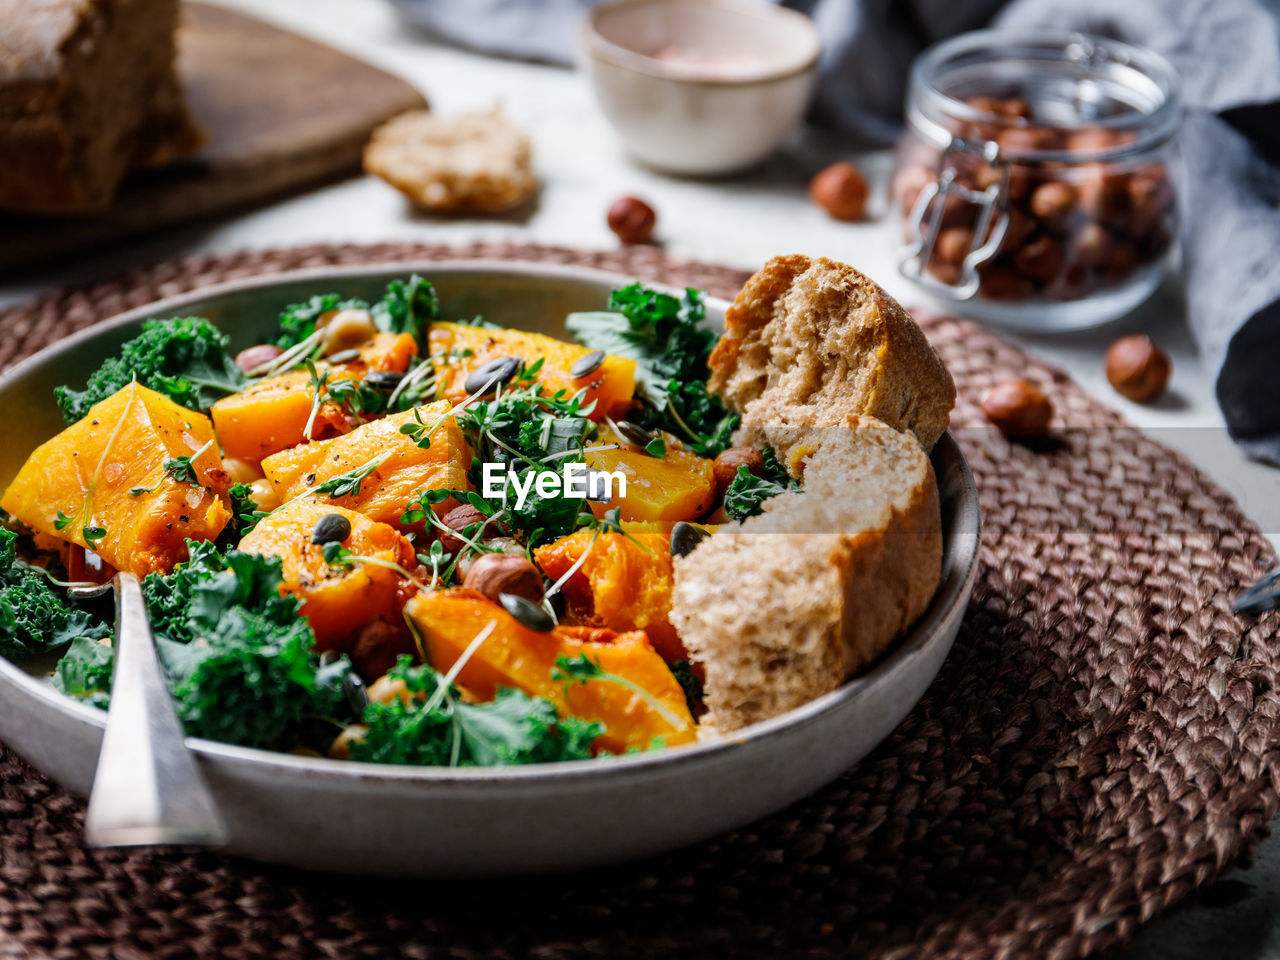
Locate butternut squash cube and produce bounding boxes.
[585,428,715,522]
[212,332,418,461]
[428,322,635,419]
[1,383,230,576]
[535,521,689,662]
[260,402,471,529]
[238,502,419,671]
[406,588,695,753]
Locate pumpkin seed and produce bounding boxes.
[464,356,523,395]
[569,350,606,379]
[342,672,369,714]
[364,370,405,390]
[311,512,352,545]
[615,420,655,446]
[670,521,711,558]
[499,592,555,632]
[326,349,362,365]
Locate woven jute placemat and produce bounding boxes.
[0,242,1277,960]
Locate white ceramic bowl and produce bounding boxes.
[0,262,979,876]
[581,0,821,175]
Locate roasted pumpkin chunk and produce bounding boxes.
[406,588,695,753]
[260,402,471,528]
[212,332,418,461]
[428,322,635,419]
[535,521,689,662]
[585,427,715,522]
[238,502,419,674]
[1,383,230,576]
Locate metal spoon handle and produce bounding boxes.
[83,572,228,848]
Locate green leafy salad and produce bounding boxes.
[0,275,794,767]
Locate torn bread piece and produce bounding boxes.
[363,108,538,214]
[670,415,942,733]
[708,254,955,461]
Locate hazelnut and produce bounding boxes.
[999,97,1033,119]
[1028,181,1078,227]
[934,227,973,266]
[235,343,284,374]
[1072,221,1113,268]
[1101,242,1138,286]
[437,503,488,553]
[964,95,1006,115]
[1068,127,1135,154]
[810,161,869,221]
[1105,335,1170,403]
[977,262,1035,302]
[1012,234,1064,282]
[607,196,657,244]
[1076,165,1130,223]
[979,380,1053,439]
[997,125,1057,154]
[462,553,544,604]
[712,446,765,498]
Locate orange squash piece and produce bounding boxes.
[585,427,715,522]
[212,332,418,461]
[239,502,420,669]
[1,383,230,576]
[405,588,695,753]
[428,322,635,419]
[535,521,689,662]
[260,401,471,529]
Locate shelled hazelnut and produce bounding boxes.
[980,379,1053,439]
[810,161,869,221]
[607,196,656,244]
[895,93,1176,306]
[1105,335,1170,402]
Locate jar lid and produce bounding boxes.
[907,29,1182,163]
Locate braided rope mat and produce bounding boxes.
[0,241,1277,960]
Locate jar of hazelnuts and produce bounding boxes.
[892,30,1181,330]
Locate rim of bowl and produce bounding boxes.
[581,0,822,87]
[0,260,981,788]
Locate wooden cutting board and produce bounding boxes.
[0,2,427,277]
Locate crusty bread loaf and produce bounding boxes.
[0,0,204,213]
[670,415,942,732]
[708,254,955,460]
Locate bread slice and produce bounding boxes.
[0,0,204,213]
[670,415,942,733]
[708,255,955,460]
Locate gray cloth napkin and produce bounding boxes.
[391,0,1280,464]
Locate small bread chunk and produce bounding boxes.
[670,416,942,733]
[363,108,537,213]
[708,255,955,458]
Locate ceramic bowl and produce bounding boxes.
[581,0,821,175]
[0,262,979,876]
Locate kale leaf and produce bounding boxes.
[52,635,114,709]
[349,657,601,766]
[137,541,357,751]
[723,447,795,521]
[0,528,109,663]
[55,316,247,422]
[566,283,738,457]
[669,659,705,715]
[370,274,439,349]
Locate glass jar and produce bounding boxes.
[891,30,1181,331]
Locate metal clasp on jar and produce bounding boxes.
[898,138,1009,299]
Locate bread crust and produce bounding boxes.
[709,254,956,457]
